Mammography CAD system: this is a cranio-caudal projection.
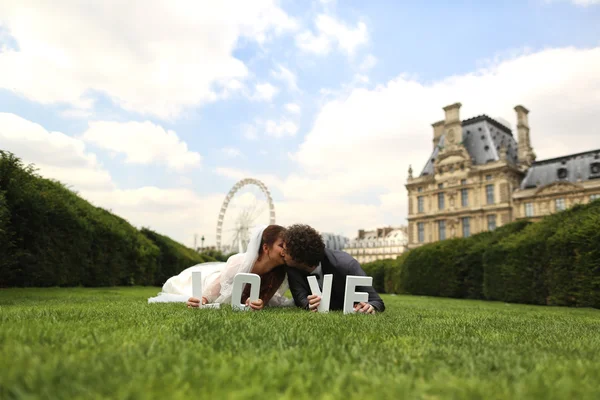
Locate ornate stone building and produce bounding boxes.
[513,151,600,221]
[320,232,350,251]
[406,102,600,248]
[343,226,408,263]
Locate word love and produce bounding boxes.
[191,271,373,314]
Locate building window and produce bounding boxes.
[525,202,534,217]
[556,198,566,211]
[438,220,446,240]
[462,217,471,238]
[417,223,425,243]
[438,192,445,210]
[486,184,495,204]
[591,194,600,202]
[461,188,468,207]
[438,183,444,189]
[486,174,492,181]
[487,214,497,231]
[461,179,467,185]
[417,196,424,213]
[557,168,568,180]
[418,187,423,193]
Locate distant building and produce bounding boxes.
[320,233,350,251]
[406,102,600,247]
[343,226,408,264]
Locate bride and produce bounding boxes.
[148,224,294,310]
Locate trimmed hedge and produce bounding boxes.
[383,252,408,294]
[483,221,550,305]
[361,258,395,294]
[141,228,216,286]
[380,201,599,308]
[545,202,600,307]
[0,151,205,288]
[484,201,600,307]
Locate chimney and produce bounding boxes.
[432,120,444,148]
[442,102,462,146]
[515,105,535,166]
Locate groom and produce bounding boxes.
[281,224,385,314]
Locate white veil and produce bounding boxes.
[148,224,293,307]
[212,223,293,306]
[211,224,266,304]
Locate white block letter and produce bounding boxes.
[231,273,261,311]
[192,271,203,308]
[307,274,333,313]
[343,275,373,314]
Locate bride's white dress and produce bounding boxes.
[148,226,294,307]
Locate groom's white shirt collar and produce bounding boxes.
[312,262,323,278]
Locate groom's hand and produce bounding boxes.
[354,302,376,314]
[307,294,321,312]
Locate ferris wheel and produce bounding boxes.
[216,178,276,253]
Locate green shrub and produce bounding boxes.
[398,219,532,301]
[400,239,474,298]
[482,206,600,306]
[0,150,164,287]
[383,252,408,294]
[482,222,549,305]
[543,201,600,307]
[141,228,214,286]
[361,259,395,294]
[199,249,233,262]
[0,190,12,282]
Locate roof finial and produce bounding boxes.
[408,164,413,179]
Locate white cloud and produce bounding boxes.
[551,0,600,6]
[82,121,201,171]
[221,147,242,159]
[354,74,369,84]
[215,167,284,192]
[296,14,368,56]
[266,119,299,138]
[284,103,301,114]
[82,187,226,248]
[0,0,297,119]
[242,123,259,140]
[0,112,230,247]
[213,167,393,239]
[241,117,299,139]
[284,46,600,236]
[271,64,300,92]
[359,54,377,70]
[0,113,114,191]
[253,82,280,102]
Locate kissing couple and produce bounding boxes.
[148,224,385,314]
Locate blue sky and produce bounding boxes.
[1,0,599,248]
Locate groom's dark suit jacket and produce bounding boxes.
[287,249,385,312]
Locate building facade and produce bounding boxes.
[320,232,350,251]
[406,102,600,248]
[343,226,408,263]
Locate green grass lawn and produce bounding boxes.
[1,288,599,399]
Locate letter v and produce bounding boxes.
[307,274,333,313]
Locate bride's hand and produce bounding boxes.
[245,298,264,311]
[187,296,208,308]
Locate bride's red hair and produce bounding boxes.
[242,224,287,305]
[258,224,286,255]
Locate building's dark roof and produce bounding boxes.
[420,115,518,176]
[520,149,600,189]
